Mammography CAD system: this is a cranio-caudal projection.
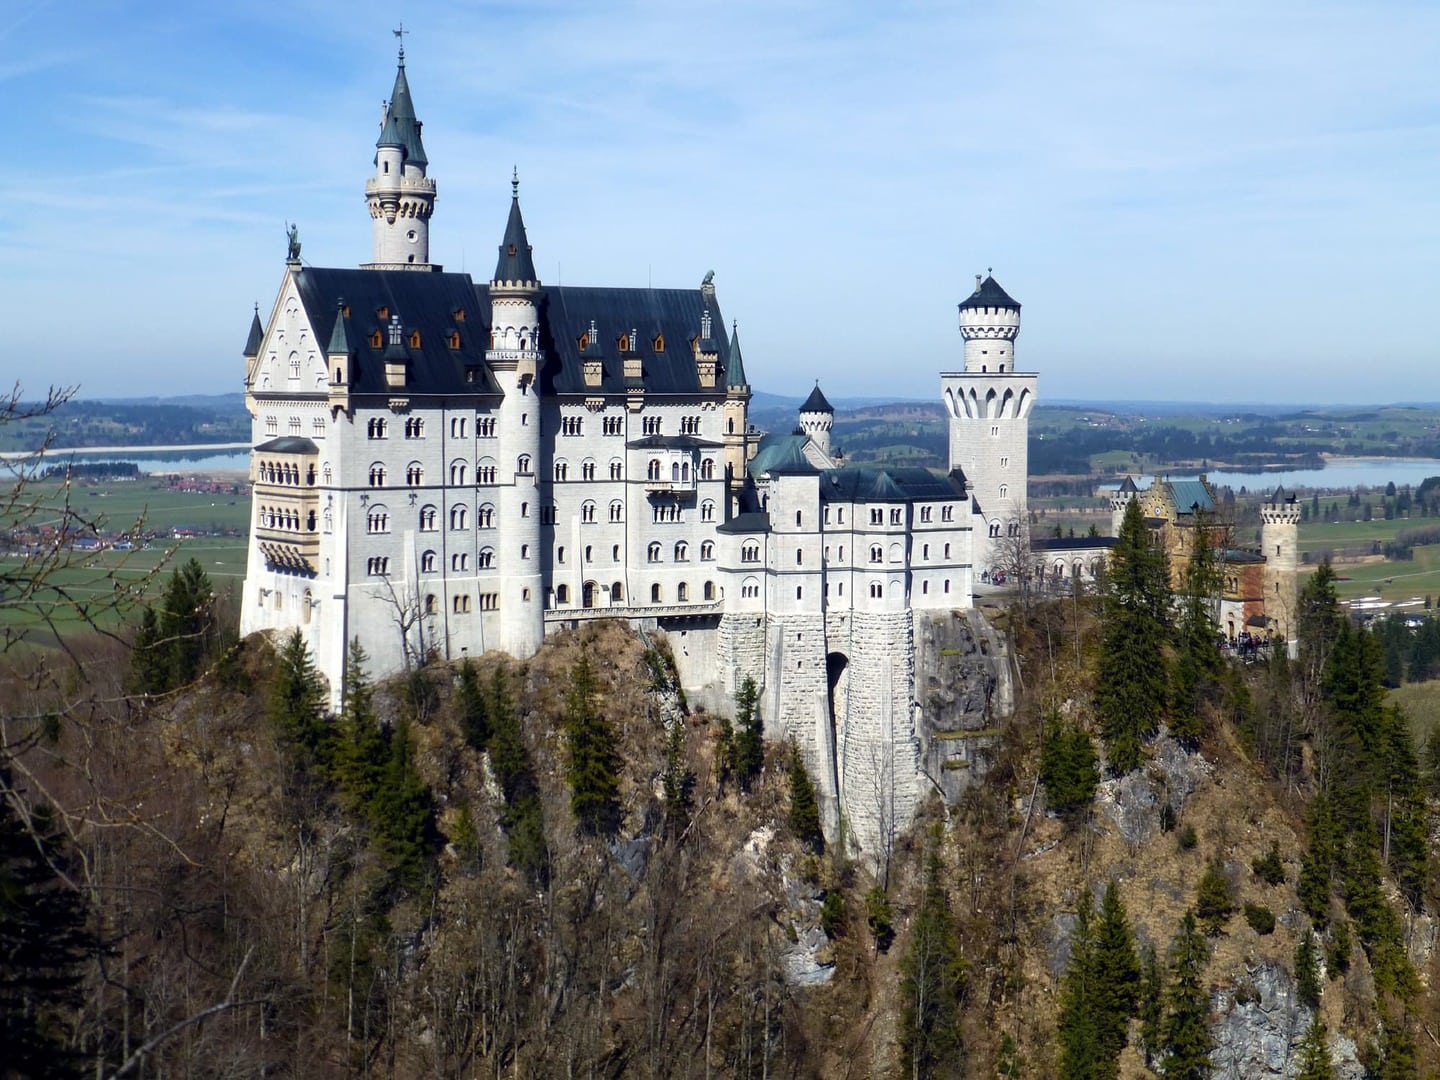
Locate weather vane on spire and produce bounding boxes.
[393,23,408,62]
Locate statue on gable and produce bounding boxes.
[286,223,302,262]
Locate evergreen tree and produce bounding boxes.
[1172,518,1222,744]
[129,605,166,694]
[333,641,390,813]
[486,668,549,884]
[1298,560,1342,688]
[562,650,623,838]
[1378,1011,1419,1080]
[157,557,218,689]
[370,716,438,895]
[1295,928,1322,1010]
[1096,497,1170,773]
[731,675,764,790]
[0,770,97,1079]
[1295,1017,1335,1080]
[1379,704,1427,909]
[1138,943,1166,1067]
[900,851,966,1078]
[1195,859,1236,936]
[267,629,330,774]
[1092,881,1141,1060]
[787,744,823,852]
[661,719,694,835]
[456,657,489,751]
[1040,714,1099,818]
[1160,911,1212,1080]
[1057,893,1102,1080]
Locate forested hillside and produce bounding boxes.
[5,542,1440,1076]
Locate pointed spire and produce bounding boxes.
[326,299,352,354]
[800,382,834,414]
[244,303,264,357]
[726,321,748,388]
[376,40,428,167]
[492,174,538,284]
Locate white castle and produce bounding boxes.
[241,49,1039,859]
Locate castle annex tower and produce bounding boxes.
[489,177,545,657]
[364,43,436,270]
[1261,487,1301,646]
[798,384,834,459]
[940,274,1036,571]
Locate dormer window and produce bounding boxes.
[341,304,351,319]
[577,331,590,351]
[388,315,403,347]
[507,244,517,256]
[448,330,461,349]
[409,329,422,349]
[453,308,466,322]
[653,333,665,352]
[617,333,630,351]
[377,306,389,321]
[370,330,383,349]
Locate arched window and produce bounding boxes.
[478,503,495,528]
[648,459,662,481]
[368,462,386,487]
[406,461,423,486]
[704,580,715,600]
[870,581,883,598]
[701,540,715,561]
[517,454,531,474]
[450,504,467,530]
[989,521,1001,538]
[581,500,596,523]
[609,458,624,480]
[609,501,623,523]
[556,584,570,605]
[421,550,436,573]
[367,507,389,533]
[870,545,883,563]
[701,458,715,480]
[419,505,437,530]
[557,546,566,564]
[554,461,568,482]
[648,542,662,563]
[452,552,469,571]
[742,542,759,563]
[678,582,689,602]
[582,459,596,481]
[367,417,388,439]
[405,417,424,438]
[651,583,662,603]
[701,500,715,522]
[675,541,689,562]
[999,484,1008,499]
[796,510,802,527]
[477,458,497,484]
[450,459,468,485]
[478,547,494,568]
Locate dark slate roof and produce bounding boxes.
[1223,548,1265,564]
[726,323,748,388]
[958,274,1019,312]
[1117,476,1139,493]
[325,301,351,354]
[749,433,818,476]
[255,436,318,454]
[800,384,833,414]
[1032,536,1120,552]
[493,195,538,284]
[289,266,737,401]
[244,306,264,357]
[717,511,772,534]
[1166,479,1215,515]
[539,284,729,397]
[1269,486,1294,504]
[291,267,500,396]
[626,435,723,450]
[821,466,965,503]
[376,57,428,167]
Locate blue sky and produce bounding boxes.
[5,1,1440,405]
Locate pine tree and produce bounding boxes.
[1092,881,1140,1061]
[1295,1017,1335,1080]
[1137,943,1166,1067]
[1298,560,1342,688]
[661,719,694,835]
[156,557,218,689]
[788,745,823,852]
[485,667,549,884]
[1195,859,1236,936]
[1057,892,1102,1080]
[333,641,389,813]
[371,716,438,895]
[1378,1011,1419,1080]
[1160,911,1212,1080]
[1172,518,1222,744]
[900,851,966,1078]
[562,650,623,837]
[1295,928,1322,1010]
[456,657,489,751]
[1040,714,1099,818]
[1096,497,1170,773]
[267,629,330,774]
[0,769,97,1079]
[129,605,166,694]
[731,675,764,790]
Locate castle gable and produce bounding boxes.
[250,275,330,395]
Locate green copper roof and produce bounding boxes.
[493,190,538,283]
[375,56,428,168]
[726,323,748,388]
[243,305,263,357]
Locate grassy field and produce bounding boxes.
[1387,680,1440,738]
[1297,515,1440,605]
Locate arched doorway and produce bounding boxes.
[583,581,598,609]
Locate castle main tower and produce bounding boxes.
[797,384,834,460]
[940,274,1037,571]
[363,41,437,270]
[1260,487,1301,647]
[489,176,545,657]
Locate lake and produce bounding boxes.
[3,443,252,473]
[1104,457,1440,493]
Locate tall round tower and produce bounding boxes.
[488,175,544,657]
[363,42,437,270]
[1261,486,1301,648]
[797,383,834,459]
[939,273,1036,572]
[1109,476,1139,536]
[959,272,1021,373]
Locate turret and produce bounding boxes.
[723,321,751,510]
[243,303,264,390]
[1109,475,1139,536]
[326,299,354,418]
[1261,486,1301,647]
[486,175,544,657]
[363,42,437,270]
[959,273,1021,373]
[798,383,834,459]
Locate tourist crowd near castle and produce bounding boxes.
[240,47,1297,861]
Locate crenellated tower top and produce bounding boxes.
[959,272,1021,373]
[363,33,437,270]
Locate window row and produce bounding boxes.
[646,540,715,563]
[264,416,324,438]
[258,505,316,532]
[257,460,316,486]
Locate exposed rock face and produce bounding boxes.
[913,610,1013,804]
[1097,732,1213,845]
[1210,962,1363,1079]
